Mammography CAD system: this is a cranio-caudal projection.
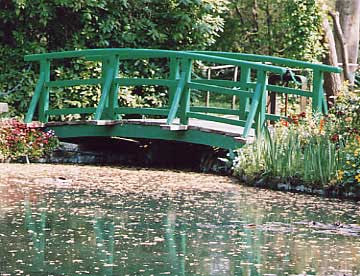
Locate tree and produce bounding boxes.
[334,0,360,84]
[321,0,360,102]
[0,0,229,117]
[214,0,324,61]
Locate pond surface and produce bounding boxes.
[1,164,360,276]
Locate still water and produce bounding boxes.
[1,165,360,276]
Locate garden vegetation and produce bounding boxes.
[0,120,59,163]
[233,91,360,197]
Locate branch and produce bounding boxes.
[329,11,352,83]
[234,5,244,25]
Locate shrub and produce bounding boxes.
[0,119,59,162]
[336,136,360,192]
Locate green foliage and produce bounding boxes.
[214,0,324,61]
[337,137,360,190]
[233,114,340,187]
[233,91,360,194]
[0,0,228,117]
[283,0,324,61]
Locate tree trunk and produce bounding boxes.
[335,0,360,83]
[329,11,352,83]
[322,7,342,106]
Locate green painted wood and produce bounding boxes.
[239,67,251,121]
[25,72,45,123]
[25,48,288,75]
[192,51,343,73]
[24,48,342,150]
[188,81,253,97]
[95,63,115,120]
[48,123,245,150]
[266,85,312,97]
[254,70,268,134]
[46,107,96,116]
[114,78,176,87]
[166,72,187,125]
[46,78,102,88]
[312,69,324,113]
[38,60,50,123]
[108,55,120,120]
[265,113,287,121]
[322,92,328,114]
[191,79,243,88]
[115,107,169,116]
[169,57,180,103]
[242,73,265,137]
[188,112,247,127]
[190,106,240,116]
[179,59,192,125]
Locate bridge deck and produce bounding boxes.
[43,118,256,146]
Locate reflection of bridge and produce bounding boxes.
[24,49,341,149]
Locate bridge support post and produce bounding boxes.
[312,70,325,114]
[38,60,50,123]
[242,70,267,138]
[255,70,268,135]
[169,58,180,104]
[95,56,117,120]
[239,66,251,121]
[179,59,192,125]
[107,55,120,120]
[100,56,120,120]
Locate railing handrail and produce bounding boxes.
[191,51,342,73]
[24,48,287,75]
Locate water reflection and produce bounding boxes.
[0,185,360,275]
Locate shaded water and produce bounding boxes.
[1,164,360,276]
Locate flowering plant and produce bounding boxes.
[336,136,360,191]
[0,119,59,162]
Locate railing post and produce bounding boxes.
[206,68,211,107]
[239,66,251,120]
[38,60,50,123]
[25,71,45,123]
[312,69,325,114]
[255,70,268,134]
[179,58,192,125]
[108,55,120,120]
[231,66,238,109]
[242,70,267,138]
[95,55,117,120]
[169,57,180,104]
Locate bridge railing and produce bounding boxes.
[191,51,342,120]
[24,48,340,139]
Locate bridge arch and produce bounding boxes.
[24,48,341,149]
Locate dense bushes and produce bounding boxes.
[0,120,59,162]
[214,0,324,61]
[233,92,360,197]
[0,0,228,117]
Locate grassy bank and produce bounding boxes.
[232,92,360,200]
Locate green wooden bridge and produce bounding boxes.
[24,48,341,150]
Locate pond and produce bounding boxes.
[1,164,360,276]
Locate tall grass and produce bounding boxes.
[234,126,341,187]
